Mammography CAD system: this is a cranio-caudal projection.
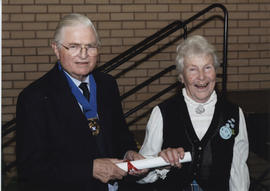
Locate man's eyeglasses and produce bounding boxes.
[59,43,99,56]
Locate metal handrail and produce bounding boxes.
[2,118,16,134]
[121,65,176,100]
[97,20,185,73]
[119,3,228,118]
[2,2,228,141]
[2,3,229,175]
[181,3,228,95]
[124,82,179,118]
[96,3,228,95]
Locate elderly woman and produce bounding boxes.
[138,35,250,191]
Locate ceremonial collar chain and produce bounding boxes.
[58,61,100,136]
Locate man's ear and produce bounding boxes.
[51,42,60,60]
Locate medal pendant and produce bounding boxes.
[88,118,100,136]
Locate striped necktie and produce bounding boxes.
[79,82,90,101]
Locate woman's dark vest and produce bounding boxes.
[156,92,239,191]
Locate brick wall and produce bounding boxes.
[2,0,270,178]
[2,0,270,130]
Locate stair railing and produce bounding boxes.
[102,3,228,123]
[2,3,228,174]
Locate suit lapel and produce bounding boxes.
[93,72,113,157]
[48,65,112,157]
[49,64,87,125]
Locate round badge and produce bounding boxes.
[219,126,232,140]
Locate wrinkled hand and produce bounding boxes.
[93,158,127,183]
[159,147,185,168]
[124,150,149,176]
[125,150,145,161]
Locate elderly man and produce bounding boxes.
[16,13,144,191]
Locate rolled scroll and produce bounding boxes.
[117,152,192,172]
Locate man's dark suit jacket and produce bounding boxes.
[16,64,137,191]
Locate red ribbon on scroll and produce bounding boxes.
[126,160,138,172]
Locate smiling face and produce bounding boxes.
[180,53,216,103]
[52,24,98,81]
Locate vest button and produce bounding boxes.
[198,146,202,150]
[193,172,197,176]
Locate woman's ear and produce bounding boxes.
[178,74,184,83]
[51,42,60,60]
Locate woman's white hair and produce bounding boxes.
[53,13,100,46]
[175,35,219,74]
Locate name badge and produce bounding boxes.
[88,118,100,136]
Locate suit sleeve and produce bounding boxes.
[110,78,138,157]
[16,90,94,191]
[138,106,169,183]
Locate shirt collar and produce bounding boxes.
[63,70,89,88]
[182,88,217,107]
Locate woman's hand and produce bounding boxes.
[158,147,185,168]
[124,150,149,176]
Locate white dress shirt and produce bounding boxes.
[64,72,90,110]
[138,88,250,191]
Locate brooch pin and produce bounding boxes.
[195,104,205,114]
[219,118,235,140]
[88,117,100,136]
